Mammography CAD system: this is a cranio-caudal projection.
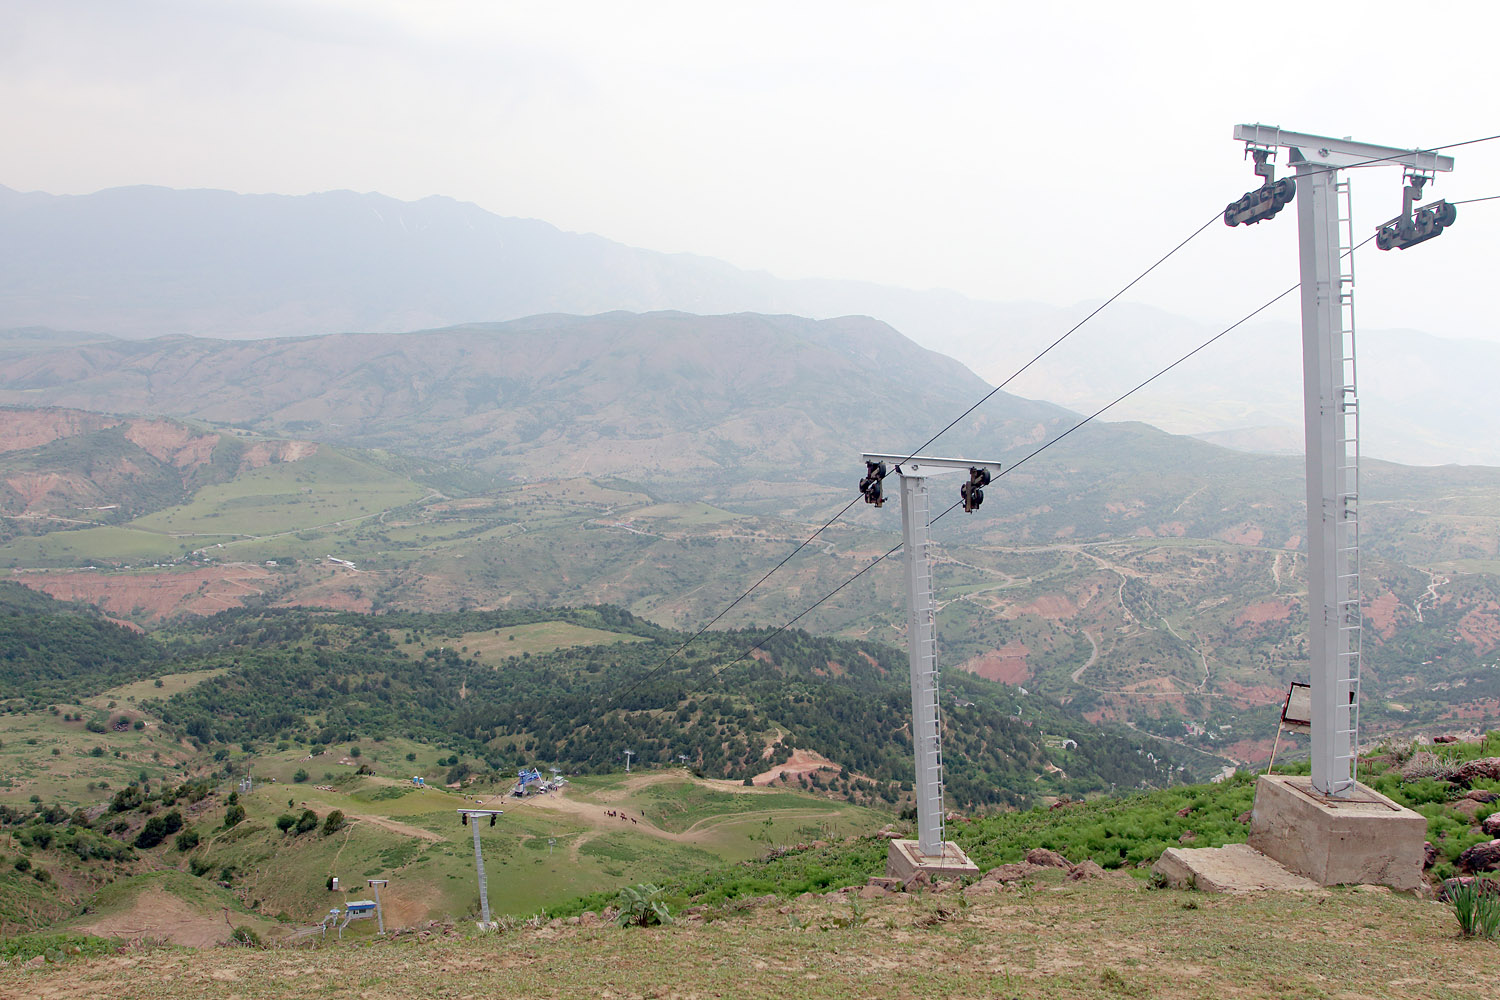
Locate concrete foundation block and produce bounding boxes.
[1248,775,1426,891]
[884,839,979,881]
[1153,843,1323,893]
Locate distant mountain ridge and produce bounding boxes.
[4,182,1495,466]
[0,312,1064,490]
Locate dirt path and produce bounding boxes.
[1069,630,1100,684]
[1415,571,1448,623]
[506,773,830,846]
[348,812,444,843]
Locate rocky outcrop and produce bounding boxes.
[1456,839,1500,874]
[1452,758,1500,787]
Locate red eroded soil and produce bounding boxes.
[3,470,99,512]
[242,439,319,468]
[122,420,218,467]
[1456,606,1500,647]
[1222,736,1278,764]
[271,568,372,614]
[1018,594,1077,620]
[1214,678,1287,707]
[0,408,120,453]
[1364,592,1402,639]
[1232,599,1296,627]
[750,748,840,786]
[1219,523,1265,546]
[14,565,273,621]
[958,643,1031,684]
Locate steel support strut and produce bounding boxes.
[1231,125,1455,797]
[471,817,490,924]
[863,454,1001,857]
[898,471,944,856]
[1295,158,1353,796]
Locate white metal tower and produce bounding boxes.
[1230,125,1454,796]
[861,453,1002,858]
[456,808,503,926]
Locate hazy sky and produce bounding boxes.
[6,0,1499,342]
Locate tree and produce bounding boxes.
[135,810,183,848]
[275,814,295,833]
[223,804,245,829]
[321,810,346,835]
[295,809,319,834]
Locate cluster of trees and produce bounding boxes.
[143,607,1209,807]
[0,582,165,701]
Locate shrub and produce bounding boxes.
[615,884,672,927]
[229,925,262,948]
[13,857,30,873]
[174,829,199,852]
[109,786,144,813]
[295,809,319,834]
[223,804,245,829]
[293,769,309,784]
[322,810,346,836]
[134,810,183,849]
[1449,877,1500,939]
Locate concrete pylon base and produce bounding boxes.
[1247,774,1426,892]
[884,839,979,881]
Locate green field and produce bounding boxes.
[131,450,427,539]
[0,526,243,567]
[84,667,229,712]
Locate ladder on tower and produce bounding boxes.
[1331,178,1363,794]
[908,483,945,854]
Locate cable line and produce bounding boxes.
[706,234,1387,682]
[603,494,863,706]
[894,210,1223,465]
[597,131,1500,709]
[600,209,1224,706]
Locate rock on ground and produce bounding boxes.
[1457,839,1500,874]
[1025,848,1072,870]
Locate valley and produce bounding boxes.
[1,309,1497,977]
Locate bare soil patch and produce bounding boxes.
[750,748,839,786]
[958,642,1031,684]
[75,888,245,949]
[16,565,272,621]
[1232,599,1295,627]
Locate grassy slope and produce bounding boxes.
[6,874,1495,1000]
[193,767,883,924]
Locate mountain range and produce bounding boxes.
[3,182,1496,466]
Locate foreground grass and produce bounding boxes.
[4,874,1491,999]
